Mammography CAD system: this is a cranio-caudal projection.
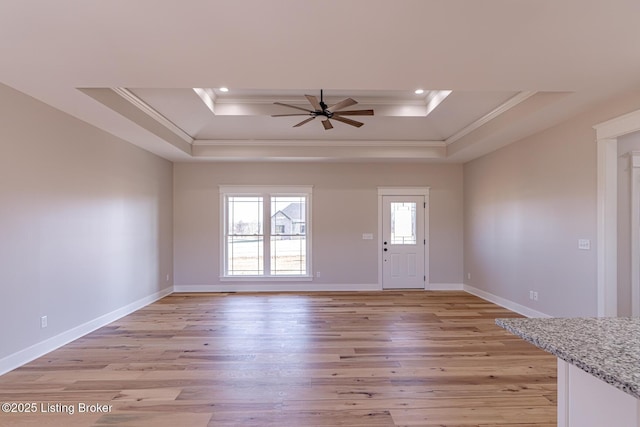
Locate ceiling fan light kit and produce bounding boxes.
[272,89,374,130]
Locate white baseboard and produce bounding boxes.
[174,283,469,293]
[428,283,464,291]
[0,283,549,376]
[463,284,551,318]
[0,286,173,376]
[174,283,382,292]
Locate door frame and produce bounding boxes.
[378,187,430,290]
[630,152,640,316]
[594,109,640,316]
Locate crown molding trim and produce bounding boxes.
[193,139,446,148]
[113,87,194,144]
[214,96,428,106]
[191,140,447,161]
[444,91,537,145]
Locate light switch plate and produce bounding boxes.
[362,233,373,240]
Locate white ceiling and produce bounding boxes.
[2,0,640,163]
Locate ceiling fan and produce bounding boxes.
[271,89,374,130]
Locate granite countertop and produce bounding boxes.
[496,317,640,399]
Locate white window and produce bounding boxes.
[220,186,312,279]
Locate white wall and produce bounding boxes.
[464,92,640,317]
[617,131,640,316]
[173,162,463,290]
[0,84,173,366]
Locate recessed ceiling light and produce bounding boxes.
[414,89,425,95]
[219,87,229,92]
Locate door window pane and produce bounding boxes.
[391,202,416,244]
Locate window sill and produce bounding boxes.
[220,276,313,282]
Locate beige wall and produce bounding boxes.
[617,131,640,316]
[464,92,640,317]
[5,74,638,370]
[173,162,463,289]
[0,84,173,362]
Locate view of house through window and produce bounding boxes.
[270,196,307,275]
[223,187,310,277]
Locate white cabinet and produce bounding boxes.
[558,360,640,427]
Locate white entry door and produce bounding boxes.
[382,195,425,289]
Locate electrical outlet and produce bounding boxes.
[529,291,534,300]
[166,274,170,282]
[578,239,591,250]
[467,273,471,280]
[316,271,321,278]
[533,291,538,301]
[40,316,48,329]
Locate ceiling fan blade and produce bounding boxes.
[274,102,313,113]
[333,109,374,116]
[322,119,333,130]
[329,97,357,112]
[305,95,322,111]
[293,117,316,127]
[331,115,364,128]
[271,113,311,117]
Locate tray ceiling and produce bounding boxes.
[1,1,639,162]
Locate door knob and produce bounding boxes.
[384,248,388,251]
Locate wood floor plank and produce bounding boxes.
[0,291,556,426]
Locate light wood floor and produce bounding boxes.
[0,291,556,427]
